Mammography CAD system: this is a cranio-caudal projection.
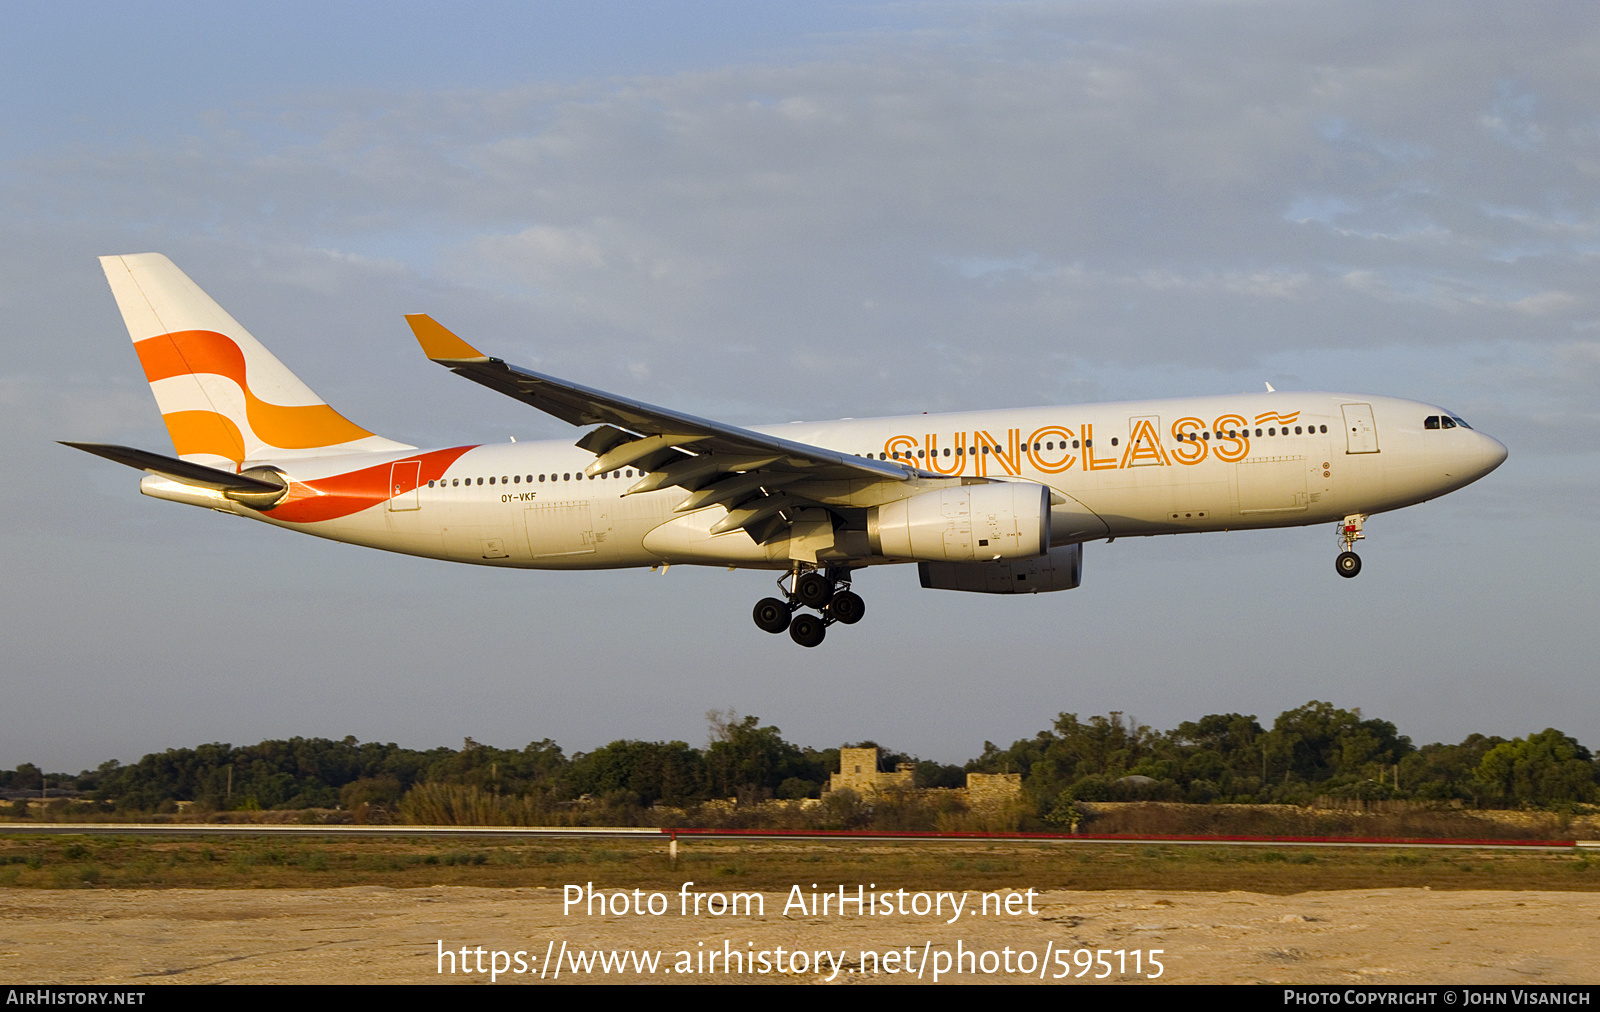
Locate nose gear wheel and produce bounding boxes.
[1334,514,1367,579]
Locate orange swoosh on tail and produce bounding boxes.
[137,330,374,453]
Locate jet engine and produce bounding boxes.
[919,543,1083,594]
[868,481,1050,562]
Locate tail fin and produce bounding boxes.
[99,253,413,468]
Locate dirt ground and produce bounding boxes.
[2,886,1596,984]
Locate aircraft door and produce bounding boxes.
[1124,415,1168,466]
[1341,403,1380,454]
[387,460,421,511]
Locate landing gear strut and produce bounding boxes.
[1335,514,1366,579]
[751,566,863,646]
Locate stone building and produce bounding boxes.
[824,747,1020,808]
[827,747,915,796]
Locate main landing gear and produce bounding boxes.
[752,567,864,647]
[1335,513,1367,579]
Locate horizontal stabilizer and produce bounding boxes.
[61,442,286,494]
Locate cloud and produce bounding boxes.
[9,2,1597,428]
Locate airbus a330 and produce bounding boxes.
[68,254,1508,646]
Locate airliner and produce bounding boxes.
[68,254,1508,647]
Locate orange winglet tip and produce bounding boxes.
[406,314,488,361]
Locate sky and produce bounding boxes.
[3,1,1597,772]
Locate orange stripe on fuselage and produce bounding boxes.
[135,330,375,455]
[267,446,475,524]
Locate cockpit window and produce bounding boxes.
[1424,416,1440,429]
[1441,416,1457,429]
[1451,416,1472,429]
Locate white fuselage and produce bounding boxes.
[172,391,1504,573]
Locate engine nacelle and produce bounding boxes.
[918,543,1083,595]
[868,482,1049,562]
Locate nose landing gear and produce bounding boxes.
[752,567,862,646]
[1335,514,1366,578]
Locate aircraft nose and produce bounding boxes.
[1470,431,1508,478]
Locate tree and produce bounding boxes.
[1170,713,1264,779]
[568,740,704,806]
[704,713,822,799]
[1267,701,1412,784]
[1475,729,1597,805]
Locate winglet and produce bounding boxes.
[406,314,490,362]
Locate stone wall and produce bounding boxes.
[966,772,1023,810]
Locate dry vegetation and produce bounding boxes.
[1,833,1597,894]
[1074,802,1590,840]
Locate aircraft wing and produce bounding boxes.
[407,315,922,542]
